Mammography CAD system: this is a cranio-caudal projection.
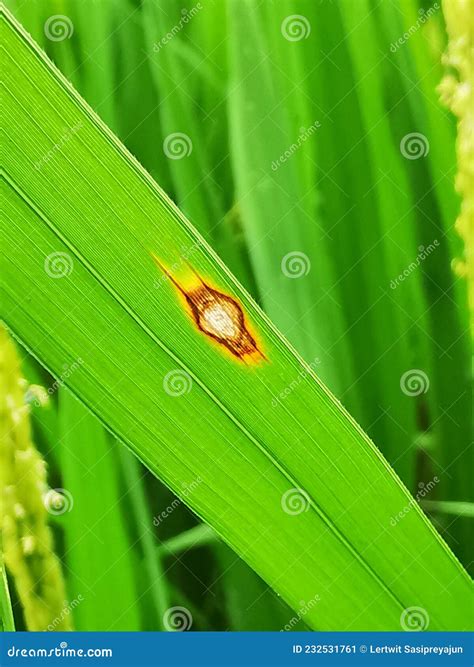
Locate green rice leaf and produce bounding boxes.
[0,556,15,631]
[1,7,472,631]
[58,390,140,630]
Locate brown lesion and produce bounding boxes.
[151,254,266,362]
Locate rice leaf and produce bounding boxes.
[1,7,472,630]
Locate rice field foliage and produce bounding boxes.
[1,0,472,632]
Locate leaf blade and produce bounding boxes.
[1,8,471,631]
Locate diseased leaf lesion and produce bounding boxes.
[151,254,266,363]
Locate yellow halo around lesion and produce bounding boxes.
[150,252,267,363]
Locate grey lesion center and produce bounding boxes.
[199,302,240,341]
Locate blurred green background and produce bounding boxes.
[3,0,471,630]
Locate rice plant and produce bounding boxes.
[1,0,472,633]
